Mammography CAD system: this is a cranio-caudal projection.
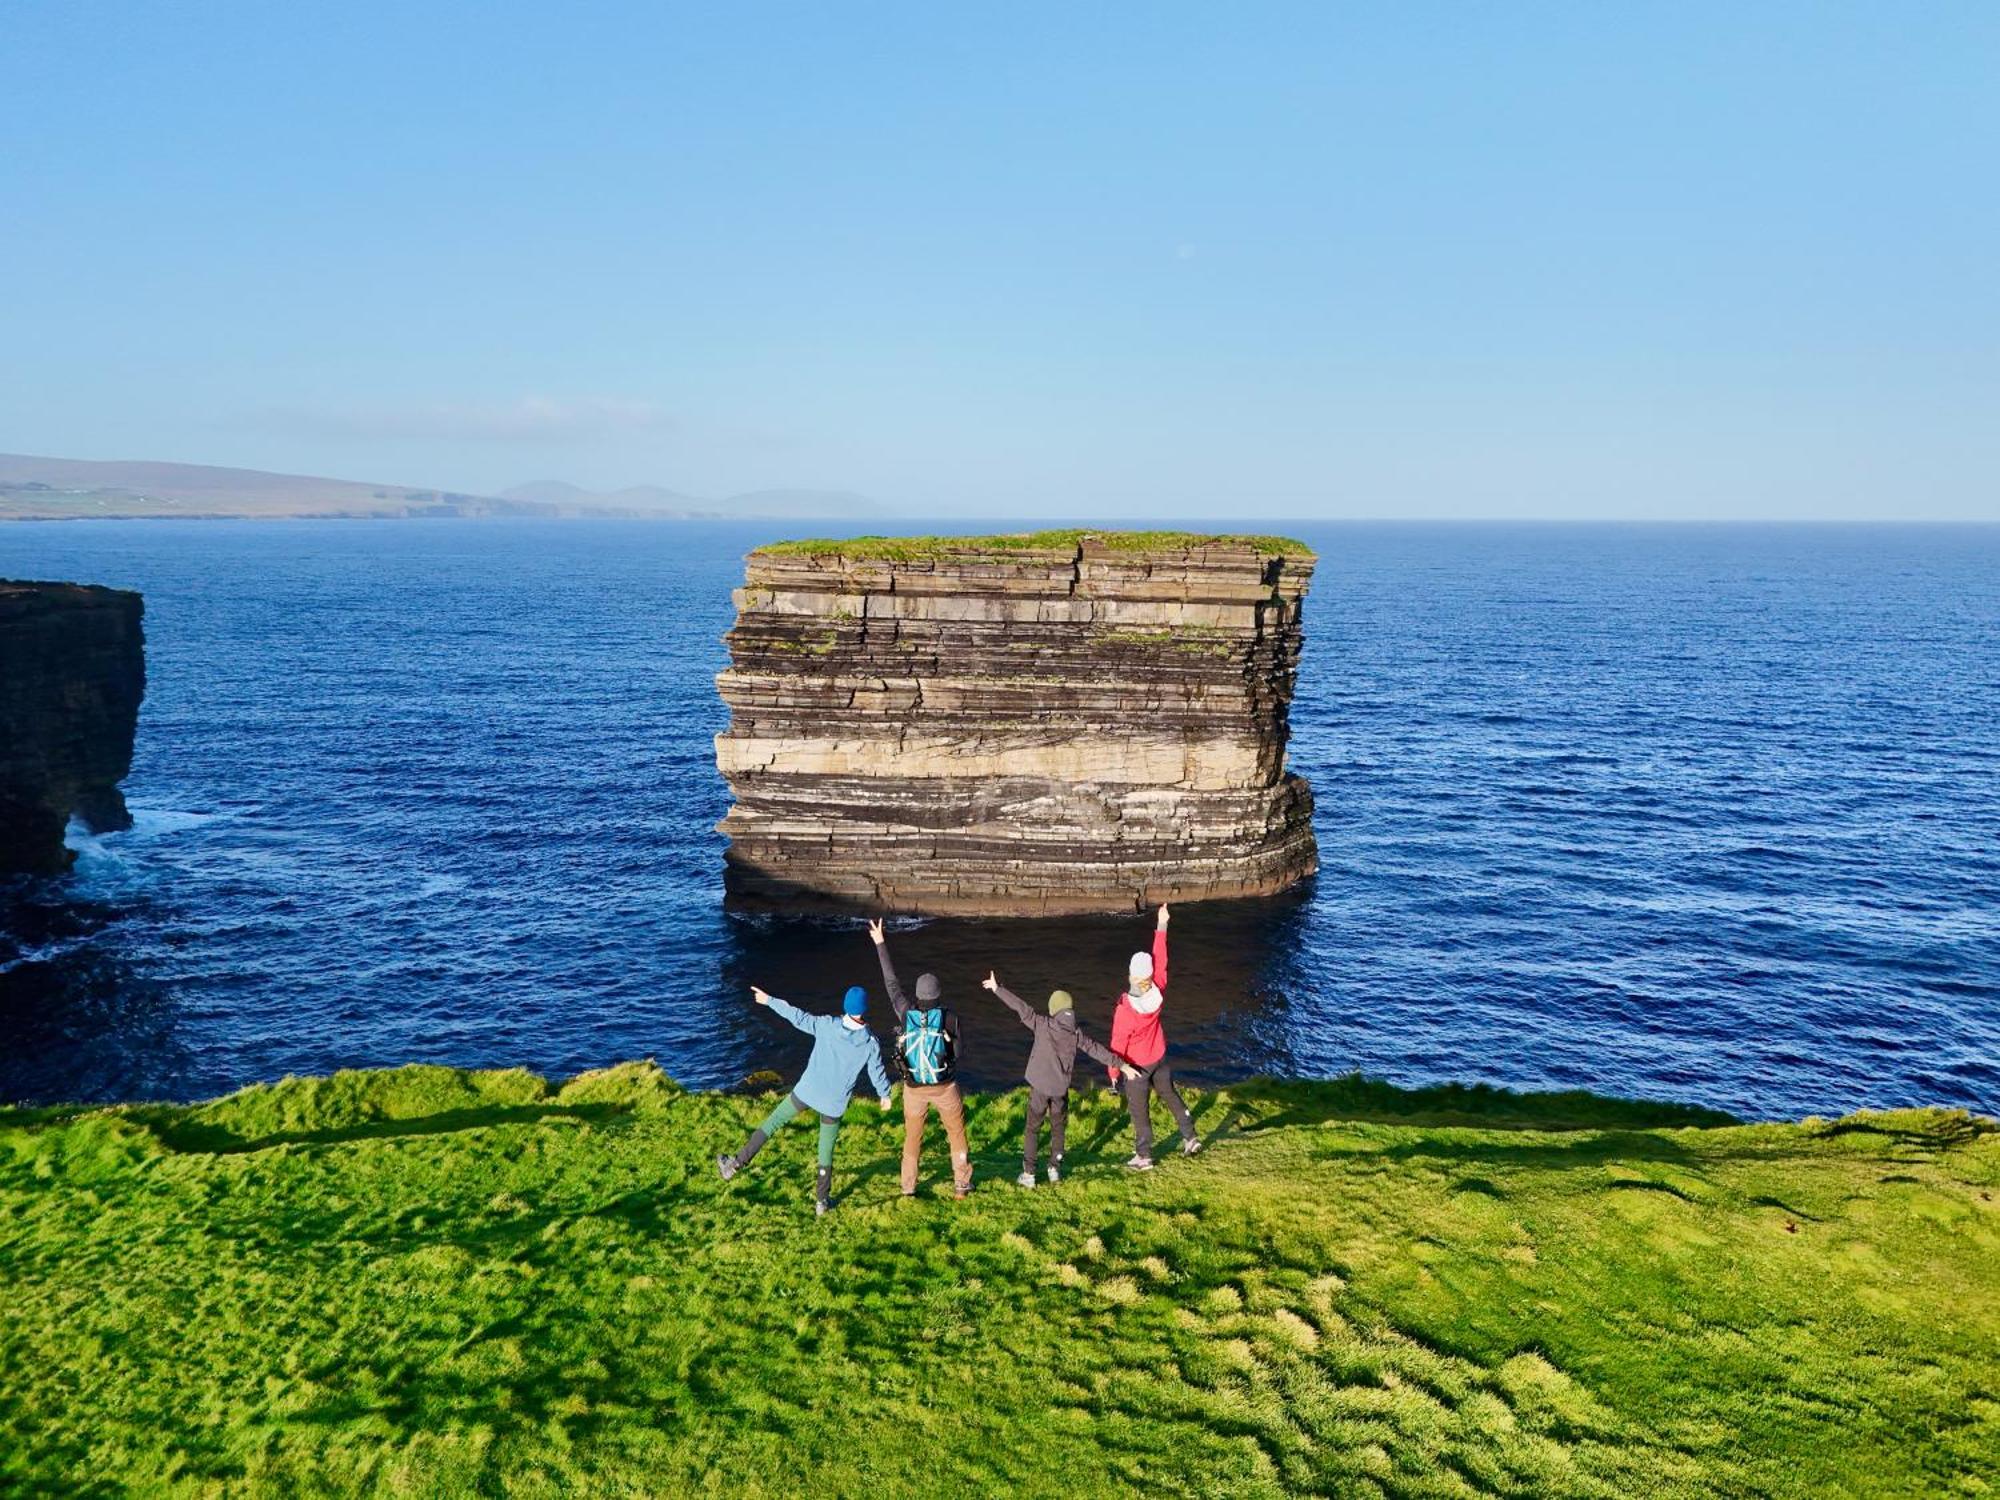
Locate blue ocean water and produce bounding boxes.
[2,520,1996,1119]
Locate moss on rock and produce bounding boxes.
[754,528,1316,560]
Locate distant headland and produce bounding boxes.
[0,452,881,523]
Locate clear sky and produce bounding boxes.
[4,3,1996,520]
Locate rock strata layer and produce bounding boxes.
[1,580,145,875]
[715,533,1316,915]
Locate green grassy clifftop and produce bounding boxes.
[752,528,1315,560]
[2,1067,1994,1496]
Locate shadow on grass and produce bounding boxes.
[1226,1075,1739,1135]
[1814,1114,1986,1150]
[1335,1129,1705,1173]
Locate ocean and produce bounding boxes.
[2,520,1995,1119]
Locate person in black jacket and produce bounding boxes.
[983,969,1136,1187]
[870,920,973,1199]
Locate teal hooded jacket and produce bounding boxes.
[765,995,893,1117]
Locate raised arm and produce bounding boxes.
[753,986,815,1036]
[869,920,909,1019]
[1151,904,1169,992]
[983,971,1038,1030]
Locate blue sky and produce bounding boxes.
[4,3,1995,519]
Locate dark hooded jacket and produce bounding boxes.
[991,983,1119,1097]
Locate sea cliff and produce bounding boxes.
[714,530,1317,915]
[0,580,145,875]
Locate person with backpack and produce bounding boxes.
[1107,902,1201,1171]
[868,920,973,1199]
[981,969,1137,1187]
[717,982,893,1216]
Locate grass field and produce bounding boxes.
[2,1064,1995,1497]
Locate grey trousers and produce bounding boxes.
[1023,1089,1067,1171]
[1120,1062,1194,1157]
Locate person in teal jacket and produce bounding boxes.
[718,983,894,1215]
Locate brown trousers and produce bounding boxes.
[901,1081,972,1193]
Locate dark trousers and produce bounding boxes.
[1121,1062,1194,1157]
[1023,1089,1067,1171]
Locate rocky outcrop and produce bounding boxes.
[714,532,1316,915]
[0,581,145,875]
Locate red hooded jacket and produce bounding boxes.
[1108,926,1169,1078]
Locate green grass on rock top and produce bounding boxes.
[3,1065,1995,1497]
[754,528,1315,560]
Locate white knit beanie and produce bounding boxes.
[1128,951,1154,981]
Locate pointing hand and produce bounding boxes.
[982,971,999,992]
[867,919,885,945]
[750,985,771,1007]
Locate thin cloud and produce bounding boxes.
[250,396,676,444]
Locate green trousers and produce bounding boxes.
[760,1092,842,1168]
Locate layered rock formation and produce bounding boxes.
[1,581,145,875]
[715,531,1316,915]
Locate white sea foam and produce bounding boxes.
[126,806,232,838]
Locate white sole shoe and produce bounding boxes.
[1016,1172,1036,1188]
[1125,1156,1154,1172]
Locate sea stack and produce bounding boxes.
[0,581,145,875]
[714,531,1317,916]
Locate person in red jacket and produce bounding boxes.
[1107,902,1201,1170]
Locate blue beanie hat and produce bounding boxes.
[843,985,867,1016]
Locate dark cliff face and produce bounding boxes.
[714,535,1316,916]
[0,581,146,875]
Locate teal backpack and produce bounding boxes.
[899,1006,956,1085]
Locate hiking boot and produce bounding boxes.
[1125,1154,1154,1172]
[719,1127,767,1183]
[1182,1136,1203,1156]
[1016,1171,1036,1189]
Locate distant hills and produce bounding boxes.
[0,454,529,521]
[500,481,881,521]
[0,453,883,523]
[500,480,707,513]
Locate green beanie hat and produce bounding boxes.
[1047,990,1074,1016]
